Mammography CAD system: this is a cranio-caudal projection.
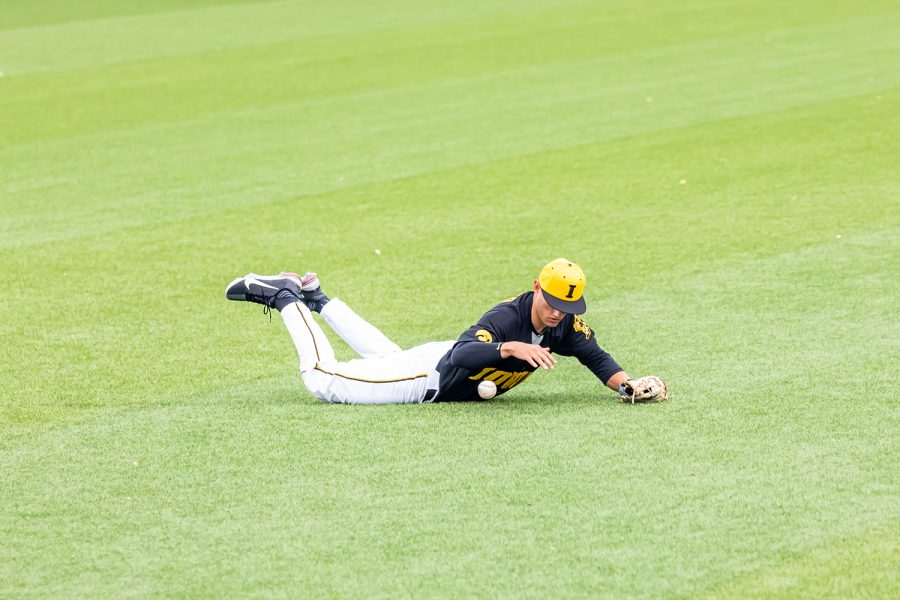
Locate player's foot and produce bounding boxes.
[225,273,302,307]
[298,272,330,313]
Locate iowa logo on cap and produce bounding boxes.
[538,258,587,314]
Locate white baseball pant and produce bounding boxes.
[280,298,454,404]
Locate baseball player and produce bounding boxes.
[225,259,667,404]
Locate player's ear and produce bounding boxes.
[533,280,541,293]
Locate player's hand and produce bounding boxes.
[500,342,557,370]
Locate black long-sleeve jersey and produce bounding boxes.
[434,292,623,402]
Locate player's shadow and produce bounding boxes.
[429,387,622,414]
[242,373,622,411]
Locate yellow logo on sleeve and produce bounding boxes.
[475,329,493,343]
[573,315,592,339]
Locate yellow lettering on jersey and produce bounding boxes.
[469,368,532,390]
[475,329,493,343]
[487,370,512,386]
[503,370,532,389]
[573,315,592,339]
[468,367,496,380]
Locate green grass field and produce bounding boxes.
[2,0,898,597]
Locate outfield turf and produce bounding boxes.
[1,0,898,597]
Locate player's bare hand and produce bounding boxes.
[500,342,557,370]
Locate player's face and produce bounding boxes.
[532,282,566,331]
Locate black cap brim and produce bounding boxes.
[542,288,587,315]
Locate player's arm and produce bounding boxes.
[605,369,630,392]
[558,317,667,402]
[499,341,556,370]
[556,316,627,391]
[451,338,556,370]
[449,310,555,371]
[447,315,504,370]
[448,338,501,369]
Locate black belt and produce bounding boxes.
[423,388,438,402]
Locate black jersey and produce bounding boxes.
[434,292,623,402]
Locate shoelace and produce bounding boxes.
[246,293,274,321]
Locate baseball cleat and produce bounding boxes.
[225,273,303,307]
[298,272,320,292]
[298,271,330,313]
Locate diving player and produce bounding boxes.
[225,259,648,404]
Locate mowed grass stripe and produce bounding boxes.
[4,1,897,145]
[3,0,897,75]
[0,0,282,32]
[0,0,608,74]
[1,85,895,251]
[695,521,900,598]
[2,90,894,274]
[4,7,898,149]
[2,25,896,248]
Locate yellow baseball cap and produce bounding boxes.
[538,258,586,314]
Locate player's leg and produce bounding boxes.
[302,340,454,404]
[225,272,336,389]
[297,272,401,359]
[225,272,449,404]
[278,300,336,372]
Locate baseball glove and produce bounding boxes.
[620,376,668,403]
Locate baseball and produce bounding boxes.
[477,380,497,399]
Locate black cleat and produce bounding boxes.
[225,273,302,307]
[298,272,330,313]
